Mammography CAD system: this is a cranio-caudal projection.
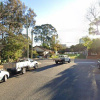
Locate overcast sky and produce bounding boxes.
[7,0,100,46]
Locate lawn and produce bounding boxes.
[67,54,86,59]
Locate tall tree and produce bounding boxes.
[87,1,100,35]
[82,36,92,58]
[0,0,36,36]
[0,0,36,62]
[33,24,57,47]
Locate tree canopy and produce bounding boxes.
[33,24,58,50]
[90,38,100,53]
[67,44,85,52]
[82,36,92,50]
[0,0,36,62]
[87,1,100,35]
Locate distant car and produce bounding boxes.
[54,55,71,64]
[0,70,9,82]
[37,56,43,58]
[97,59,100,69]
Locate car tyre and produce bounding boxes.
[22,68,26,74]
[3,75,8,82]
[68,59,71,63]
[55,61,58,64]
[34,64,38,69]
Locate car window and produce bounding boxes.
[19,59,25,62]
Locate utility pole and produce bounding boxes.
[31,31,33,58]
[26,15,29,58]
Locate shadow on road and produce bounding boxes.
[30,63,62,72]
[31,63,100,100]
[8,63,62,79]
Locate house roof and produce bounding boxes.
[33,46,51,52]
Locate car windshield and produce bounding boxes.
[19,59,25,62]
[59,55,64,57]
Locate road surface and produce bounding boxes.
[0,59,100,100]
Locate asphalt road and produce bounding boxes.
[0,59,100,100]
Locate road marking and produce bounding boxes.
[91,65,96,67]
[76,62,95,63]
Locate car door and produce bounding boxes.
[29,59,34,68]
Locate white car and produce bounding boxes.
[4,58,39,74]
[0,70,9,82]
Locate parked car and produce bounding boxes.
[54,55,71,64]
[4,58,38,74]
[0,70,9,82]
[97,59,100,69]
[37,56,43,58]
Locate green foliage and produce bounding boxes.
[33,50,38,58]
[67,54,77,59]
[0,0,36,62]
[67,54,86,59]
[50,35,58,51]
[82,36,92,50]
[51,55,58,58]
[76,54,86,59]
[1,34,28,62]
[41,43,50,49]
[90,38,100,53]
[67,44,85,52]
[87,2,100,35]
[88,26,95,35]
[34,24,58,49]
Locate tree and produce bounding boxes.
[50,35,57,50]
[33,24,57,47]
[82,36,92,50]
[90,38,100,53]
[87,1,100,35]
[1,33,28,62]
[66,44,85,52]
[82,36,92,58]
[0,0,36,62]
[33,50,38,58]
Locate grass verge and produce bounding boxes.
[67,54,86,59]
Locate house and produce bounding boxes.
[33,46,52,58]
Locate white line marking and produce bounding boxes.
[91,65,96,67]
[76,62,95,64]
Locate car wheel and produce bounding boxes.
[22,68,26,74]
[3,75,8,82]
[97,64,100,69]
[55,61,58,64]
[34,64,38,69]
[68,59,71,63]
